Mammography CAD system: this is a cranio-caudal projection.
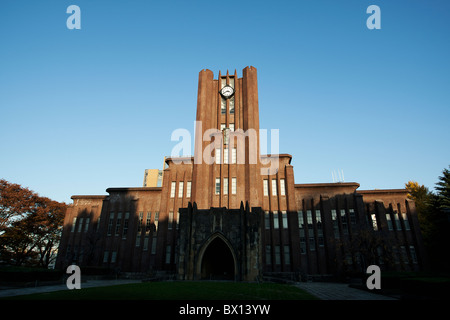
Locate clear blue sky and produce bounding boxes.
[1,0,449,203]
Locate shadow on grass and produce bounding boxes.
[2,281,318,300]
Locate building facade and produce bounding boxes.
[56,66,428,281]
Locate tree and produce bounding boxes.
[405,167,450,272]
[0,180,66,267]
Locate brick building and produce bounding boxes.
[56,66,428,280]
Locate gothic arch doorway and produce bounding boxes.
[198,234,236,280]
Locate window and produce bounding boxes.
[115,213,122,236]
[221,98,226,114]
[309,237,316,251]
[280,179,286,196]
[168,211,174,230]
[154,212,159,233]
[71,217,77,232]
[300,236,306,254]
[84,218,90,233]
[229,97,235,114]
[103,251,109,263]
[275,246,281,265]
[273,211,279,229]
[107,212,114,236]
[232,148,237,164]
[223,147,229,164]
[331,209,339,239]
[340,209,347,234]
[123,212,129,238]
[144,212,151,235]
[223,178,228,195]
[229,123,234,131]
[78,218,84,233]
[371,214,378,231]
[170,182,176,198]
[265,211,270,230]
[349,208,356,224]
[409,246,418,264]
[215,178,220,195]
[284,246,290,265]
[137,212,143,233]
[111,251,117,263]
[220,123,226,131]
[215,148,221,164]
[265,245,271,265]
[298,210,304,228]
[394,212,402,230]
[263,180,269,196]
[165,246,171,264]
[402,213,410,230]
[386,214,393,231]
[186,181,192,198]
[306,210,313,229]
[272,179,277,196]
[282,211,288,229]
[231,177,237,194]
[178,181,184,198]
[151,237,157,254]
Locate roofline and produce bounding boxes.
[357,189,408,194]
[106,187,162,193]
[294,182,360,188]
[71,195,108,200]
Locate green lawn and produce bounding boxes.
[3,281,318,300]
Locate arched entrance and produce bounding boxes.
[199,235,236,280]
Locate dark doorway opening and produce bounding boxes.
[201,237,235,280]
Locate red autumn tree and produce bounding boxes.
[0,179,67,267]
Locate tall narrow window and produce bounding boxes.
[77,218,84,233]
[223,178,228,195]
[154,212,159,233]
[265,245,271,265]
[272,179,277,196]
[221,97,226,114]
[111,251,117,263]
[371,214,378,231]
[215,178,220,195]
[402,213,410,230]
[275,246,281,265]
[215,148,221,164]
[331,209,339,239]
[170,181,176,198]
[151,238,157,254]
[123,212,129,238]
[229,97,235,114]
[103,251,109,263]
[165,246,171,264]
[232,148,237,164]
[178,181,184,198]
[84,218,90,233]
[280,179,286,196]
[220,123,226,131]
[306,210,313,229]
[231,177,237,194]
[263,180,269,196]
[186,181,192,198]
[273,211,279,229]
[71,217,77,232]
[282,211,288,229]
[394,212,402,230]
[265,211,270,230]
[107,212,114,236]
[168,211,174,230]
[145,212,151,236]
[284,246,290,265]
[223,147,229,164]
[229,123,234,131]
[386,214,393,231]
[115,213,122,236]
[340,209,348,234]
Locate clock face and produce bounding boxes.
[220,85,235,99]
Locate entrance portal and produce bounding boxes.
[200,237,235,280]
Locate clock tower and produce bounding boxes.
[191,66,263,210]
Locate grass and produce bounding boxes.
[2,281,318,300]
